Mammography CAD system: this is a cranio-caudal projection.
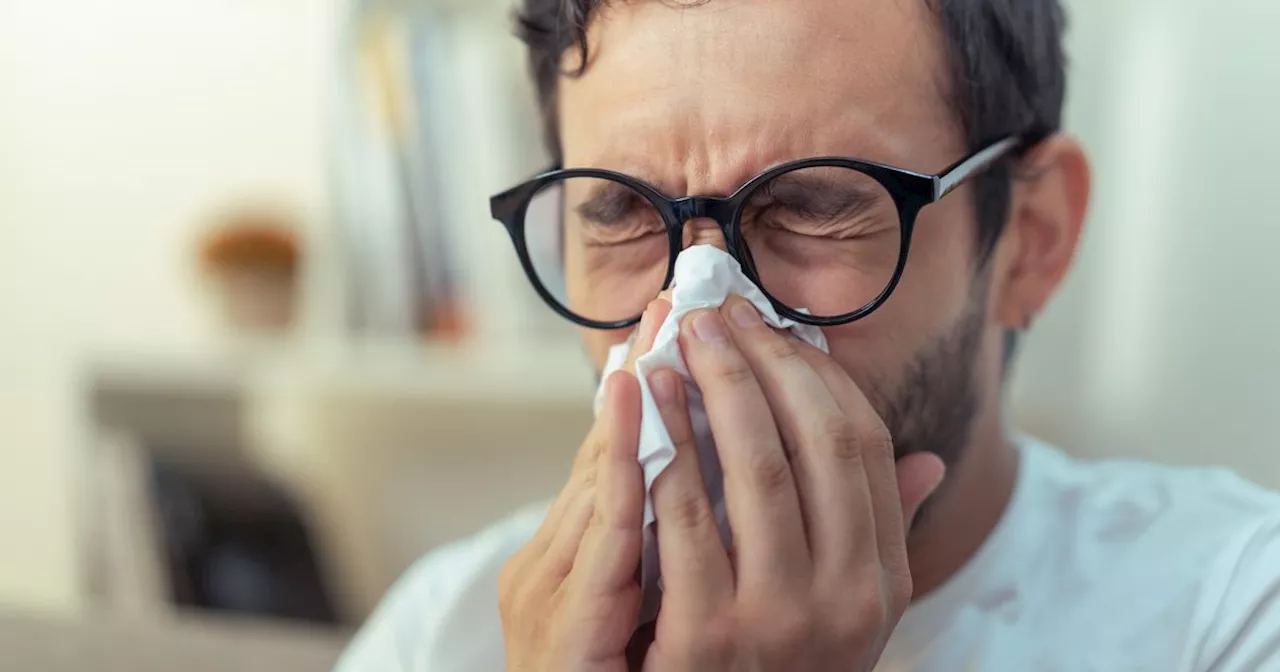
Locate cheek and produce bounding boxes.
[821,308,920,410]
[890,195,982,334]
[819,198,980,399]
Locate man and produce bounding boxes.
[338,0,1280,669]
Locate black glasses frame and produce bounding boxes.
[491,135,1025,330]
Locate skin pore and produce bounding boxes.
[557,0,1089,600]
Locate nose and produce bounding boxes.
[682,217,730,252]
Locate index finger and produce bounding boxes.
[570,297,672,477]
[541,298,672,562]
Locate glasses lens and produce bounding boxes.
[524,175,670,324]
[738,165,903,319]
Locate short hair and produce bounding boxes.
[513,0,1067,261]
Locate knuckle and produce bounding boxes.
[577,463,599,491]
[675,614,734,657]
[850,581,893,632]
[750,450,795,496]
[744,601,812,654]
[827,607,875,645]
[884,567,914,617]
[768,606,815,645]
[820,570,901,644]
[818,414,863,462]
[588,433,608,463]
[864,424,895,457]
[498,561,536,617]
[662,484,715,532]
[826,602,880,645]
[658,389,696,441]
[572,433,605,473]
[760,331,803,363]
[709,354,756,388]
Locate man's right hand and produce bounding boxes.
[498,299,672,672]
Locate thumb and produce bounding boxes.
[895,452,946,530]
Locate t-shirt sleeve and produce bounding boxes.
[333,541,486,672]
[1193,515,1280,672]
[334,504,548,672]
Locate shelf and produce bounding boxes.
[265,338,598,405]
[89,337,599,406]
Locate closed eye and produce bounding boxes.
[575,181,651,226]
[743,168,896,238]
[568,179,665,245]
[748,170,888,222]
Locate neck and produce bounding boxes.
[905,414,1020,600]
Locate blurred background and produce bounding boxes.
[0,0,1277,669]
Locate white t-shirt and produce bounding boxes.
[336,438,1280,671]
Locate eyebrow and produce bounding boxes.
[574,181,648,225]
[751,171,886,220]
[571,167,887,225]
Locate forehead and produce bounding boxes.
[557,0,962,192]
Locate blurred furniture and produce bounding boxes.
[0,611,344,672]
[88,358,338,624]
[246,342,596,622]
[86,342,596,625]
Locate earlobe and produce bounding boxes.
[994,134,1092,331]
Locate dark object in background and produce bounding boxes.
[149,459,338,625]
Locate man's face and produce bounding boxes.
[558,0,1000,463]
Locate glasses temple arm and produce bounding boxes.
[933,136,1022,201]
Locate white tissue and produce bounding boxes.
[593,245,829,622]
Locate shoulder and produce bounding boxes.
[1018,439,1280,669]
[1020,437,1280,546]
[1189,513,1280,670]
[334,502,549,672]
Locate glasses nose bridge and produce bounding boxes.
[671,195,735,233]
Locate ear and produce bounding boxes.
[992,134,1091,329]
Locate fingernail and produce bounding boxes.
[691,311,728,344]
[650,371,679,406]
[728,300,760,329]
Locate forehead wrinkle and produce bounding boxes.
[559,0,961,194]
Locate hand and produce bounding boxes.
[498,300,671,672]
[639,296,946,671]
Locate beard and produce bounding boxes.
[870,277,988,472]
[861,275,990,530]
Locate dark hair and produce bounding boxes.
[513,0,1067,260]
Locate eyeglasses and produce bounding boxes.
[490,135,1025,330]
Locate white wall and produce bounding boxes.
[1014,0,1280,486]
[0,0,334,612]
